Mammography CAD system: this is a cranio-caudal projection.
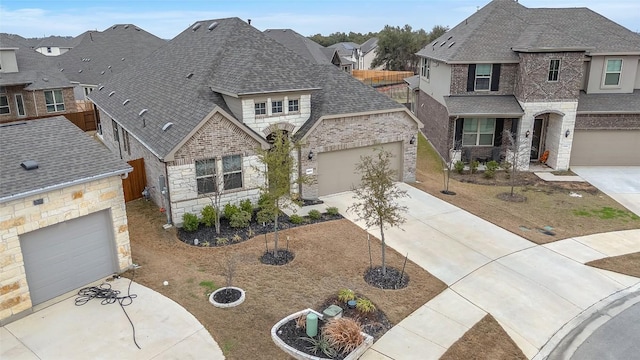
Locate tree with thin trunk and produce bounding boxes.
[200,173,225,235]
[347,149,408,275]
[502,129,521,196]
[442,139,462,195]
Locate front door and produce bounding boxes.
[530,118,545,160]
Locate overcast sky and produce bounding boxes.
[1,0,639,39]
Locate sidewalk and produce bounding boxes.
[320,183,640,359]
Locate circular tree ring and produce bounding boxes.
[209,287,245,308]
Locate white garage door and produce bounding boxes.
[317,142,403,196]
[570,130,640,166]
[20,210,117,305]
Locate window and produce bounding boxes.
[421,58,431,80]
[112,119,119,142]
[475,64,492,90]
[604,59,622,86]
[222,155,243,190]
[255,102,266,115]
[288,99,299,112]
[462,118,495,146]
[44,89,65,112]
[0,95,9,115]
[122,130,131,155]
[15,94,25,116]
[196,158,217,194]
[271,100,283,114]
[548,59,560,82]
[46,47,52,53]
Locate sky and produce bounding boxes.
[1,0,639,40]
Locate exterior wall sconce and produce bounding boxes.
[308,150,314,160]
[525,130,530,138]
[565,129,571,138]
[410,135,416,144]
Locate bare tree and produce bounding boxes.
[441,140,462,195]
[347,149,409,275]
[199,170,226,234]
[502,129,521,197]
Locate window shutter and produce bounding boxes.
[467,65,476,92]
[511,118,519,134]
[491,64,501,91]
[454,118,464,148]
[494,119,504,146]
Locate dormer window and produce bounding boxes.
[46,47,52,53]
[271,100,283,114]
[603,59,622,87]
[288,99,299,112]
[255,102,266,116]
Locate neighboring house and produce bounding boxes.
[416,0,640,170]
[0,116,132,323]
[329,38,380,70]
[54,24,166,113]
[89,17,419,226]
[0,34,75,122]
[32,35,82,56]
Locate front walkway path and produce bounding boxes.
[320,183,640,359]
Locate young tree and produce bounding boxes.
[347,149,409,275]
[442,140,462,195]
[502,129,521,197]
[198,163,226,234]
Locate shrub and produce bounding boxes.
[182,213,199,232]
[299,335,336,358]
[323,318,364,353]
[326,207,340,216]
[215,238,228,246]
[355,297,376,313]
[257,194,276,224]
[200,205,216,227]
[307,209,322,221]
[295,314,307,329]
[230,210,251,228]
[484,169,496,179]
[223,203,240,220]
[289,214,304,224]
[239,199,253,215]
[202,241,210,247]
[470,160,480,174]
[337,288,355,303]
[232,234,242,243]
[500,161,512,172]
[486,160,500,172]
[454,161,465,174]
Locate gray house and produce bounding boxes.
[89,18,419,225]
[416,0,640,169]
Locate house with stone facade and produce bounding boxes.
[0,116,132,324]
[89,17,419,226]
[416,0,640,170]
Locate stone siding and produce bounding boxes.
[241,94,311,136]
[450,63,518,95]
[301,111,418,198]
[575,114,640,130]
[417,89,450,158]
[0,176,131,322]
[515,52,584,103]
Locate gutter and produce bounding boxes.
[0,167,132,204]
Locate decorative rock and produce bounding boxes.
[322,304,343,320]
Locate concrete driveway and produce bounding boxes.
[1,278,225,360]
[321,183,640,359]
[571,166,640,216]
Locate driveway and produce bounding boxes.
[1,278,225,360]
[321,183,640,359]
[571,166,640,216]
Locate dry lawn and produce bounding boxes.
[124,199,446,359]
[414,134,640,244]
[587,252,640,278]
[440,315,527,360]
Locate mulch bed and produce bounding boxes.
[260,249,295,265]
[212,288,241,303]
[364,266,409,290]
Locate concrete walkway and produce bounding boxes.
[320,183,640,359]
[0,278,225,360]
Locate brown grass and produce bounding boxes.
[414,134,639,244]
[124,199,446,359]
[440,314,527,360]
[587,252,640,278]
[323,317,364,353]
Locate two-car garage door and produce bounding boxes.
[20,210,117,305]
[317,142,403,196]
[570,130,640,166]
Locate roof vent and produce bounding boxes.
[78,69,83,73]
[135,28,141,31]
[208,22,218,31]
[440,42,446,47]
[108,65,112,69]
[186,73,194,79]
[42,77,48,82]
[60,68,64,72]
[112,25,117,29]
[139,109,148,116]
[433,41,438,46]
[121,58,125,61]
[101,71,105,75]
[447,36,453,41]
[109,91,115,97]
[98,85,104,90]
[192,23,201,31]
[448,42,455,48]
[162,122,173,131]
[123,99,130,105]
[124,24,129,29]
[20,160,38,170]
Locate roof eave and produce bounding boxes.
[587,51,640,56]
[449,112,524,118]
[512,46,593,53]
[238,87,322,96]
[577,110,640,115]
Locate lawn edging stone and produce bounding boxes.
[209,286,245,308]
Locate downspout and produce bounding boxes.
[163,161,173,225]
[297,145,303,197]
[32,91,39,117]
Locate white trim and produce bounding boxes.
[14,93,26,117]
[601,58,623,88]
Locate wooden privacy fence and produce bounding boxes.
[352,70,415,87]
[122,158,147,202]
[0,110,97,132]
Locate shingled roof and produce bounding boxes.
[54,24,166,86]
[417,0,640,63]
[89,17,407,159]
[264,29,332,64]
[0,117,131,203]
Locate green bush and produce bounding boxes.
[200,205,216,227]
[307,209,322,221]
[223,203,240,220]
[484,169,496,179]
[229,210,251,228]
[289,214,304,224]
[326,207,340,216]
[500,161,512,172]
[486,160,500,172]
[239,199,253,214]
[355,297,376,313]
[337,288,355,303]
[215,238,229,246]
[454,161,465,174]
[470,160,480,174]
[182,213,199,232]
[257,194,276,224]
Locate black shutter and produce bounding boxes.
[454,118,464,148]
[491,64,501,91]
[494,119,504,146]
[511,118,519,134]
[467,64,476,92]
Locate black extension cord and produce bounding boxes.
[75,274,141,349]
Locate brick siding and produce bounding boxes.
[515,52,584,103]
[575,113,640,130]
[416,89,450,158]
[450,63,518,96]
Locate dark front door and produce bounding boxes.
[531,118,544,160]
